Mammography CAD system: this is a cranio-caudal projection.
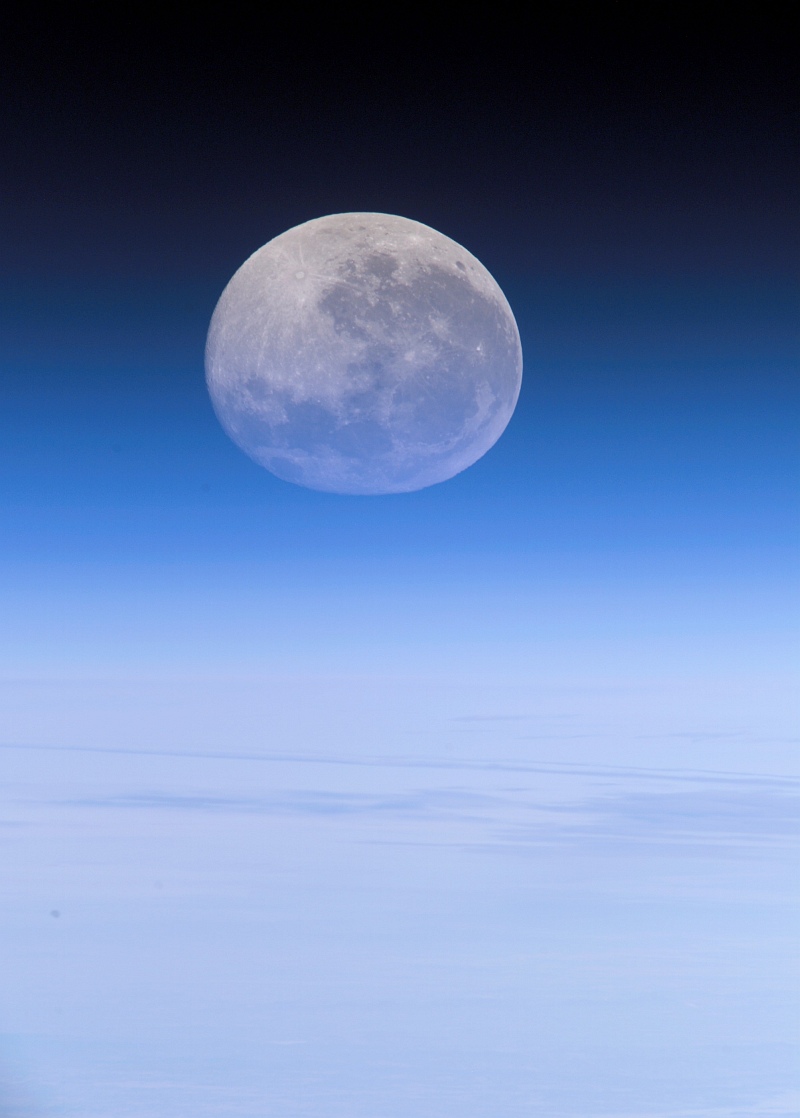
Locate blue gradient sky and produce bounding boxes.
[1,11,797,1116]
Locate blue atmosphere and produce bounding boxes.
[1,12,797,1117]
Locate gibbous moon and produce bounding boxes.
[205,213,522,495]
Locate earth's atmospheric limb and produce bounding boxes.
[205,213,523,494]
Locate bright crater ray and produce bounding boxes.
[205,213,523,494]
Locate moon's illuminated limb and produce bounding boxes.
[205,213,523,495]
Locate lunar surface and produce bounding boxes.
[205,213,522,494]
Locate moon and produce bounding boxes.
[205,213,522,495]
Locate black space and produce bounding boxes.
[1,7,796,286]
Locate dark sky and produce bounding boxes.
[2,9,796,283]
[0,8,796,567]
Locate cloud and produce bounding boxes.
[590,1091,800,1117]
[63,787,496,819]
[510,788,800,851]
[61,782,799,855]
